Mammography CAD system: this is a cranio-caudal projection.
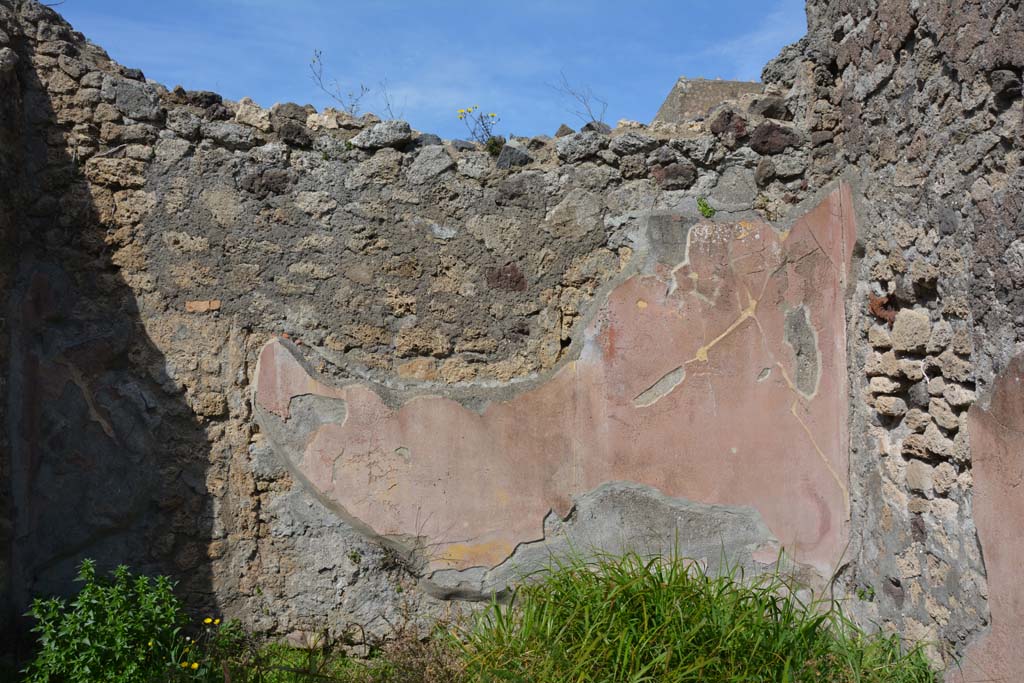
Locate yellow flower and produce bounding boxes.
[457,109,465,114]
[214,619,221,625]
[191,662,199,670]
[147,640,153,648]
[489,113,497,117]
[181,662,189,668]
[204,617,212,624]
[184,646,190,653]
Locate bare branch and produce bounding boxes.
[309,49,369,116]
[549,71,608,125]
[378,77,405,120]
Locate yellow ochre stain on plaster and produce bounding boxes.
[774,361,849,505]
[438,539,517,567]
[689,297,759,363]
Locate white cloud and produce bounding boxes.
[698,0,807,80]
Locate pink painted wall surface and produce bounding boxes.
[255,185,857,578]
[953,353,1024,683]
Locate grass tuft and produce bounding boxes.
[455,552,938,683]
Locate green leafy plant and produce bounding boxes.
[697,196,716,218]
[454,552,938,683]
[483,136,505,157]
[856,584,877,602]
[24,559,187,683]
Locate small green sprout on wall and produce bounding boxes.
[458,105,503,154]
[697,197,716,218]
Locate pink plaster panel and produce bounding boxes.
[254,185,857,576]
[953,354,1024,683]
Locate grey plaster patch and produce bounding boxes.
[424,481,782,600]
[784,305,820,398]
[707,165,758,214]
[250,439,289,480]
[255,398,394,551]
[287,394,348,444]
[643,211,695,266]
[633,366,685,407]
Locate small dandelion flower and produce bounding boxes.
[148,640,153,648]
[191,662,199,670]
[204,617,212,624]
[214,619,221,625]
[181,662,189,668]
[489,113,497,117]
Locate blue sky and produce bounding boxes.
[60,1,807,139]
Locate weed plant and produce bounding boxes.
[456,552,938,683]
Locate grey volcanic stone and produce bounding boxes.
[407,145,454,183]
[350,120,412,150]
[581,120,612,134]
[609,132,658,156]
[556,131,606,163]
[990,69,1021,98]
[412,133,443,147]
[104,76,162,121]
[276,120,311,147]
[495,144,532,169]
[527,135,550,150]
[200,121,258,150]
[166,109,201,140]
[0,47,17,73]
[271,102,313,122]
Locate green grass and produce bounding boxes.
[215,641,362,682]
[455,552,938,683]
[172,625,463,683]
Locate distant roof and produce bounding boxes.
[653,77,763,124]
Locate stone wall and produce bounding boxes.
[653,77,764,124]
[764,0,1022,671]
[0,0,828,642]
[1,0,1022,678]
[1,1,220,641]
[0,4,20,641]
